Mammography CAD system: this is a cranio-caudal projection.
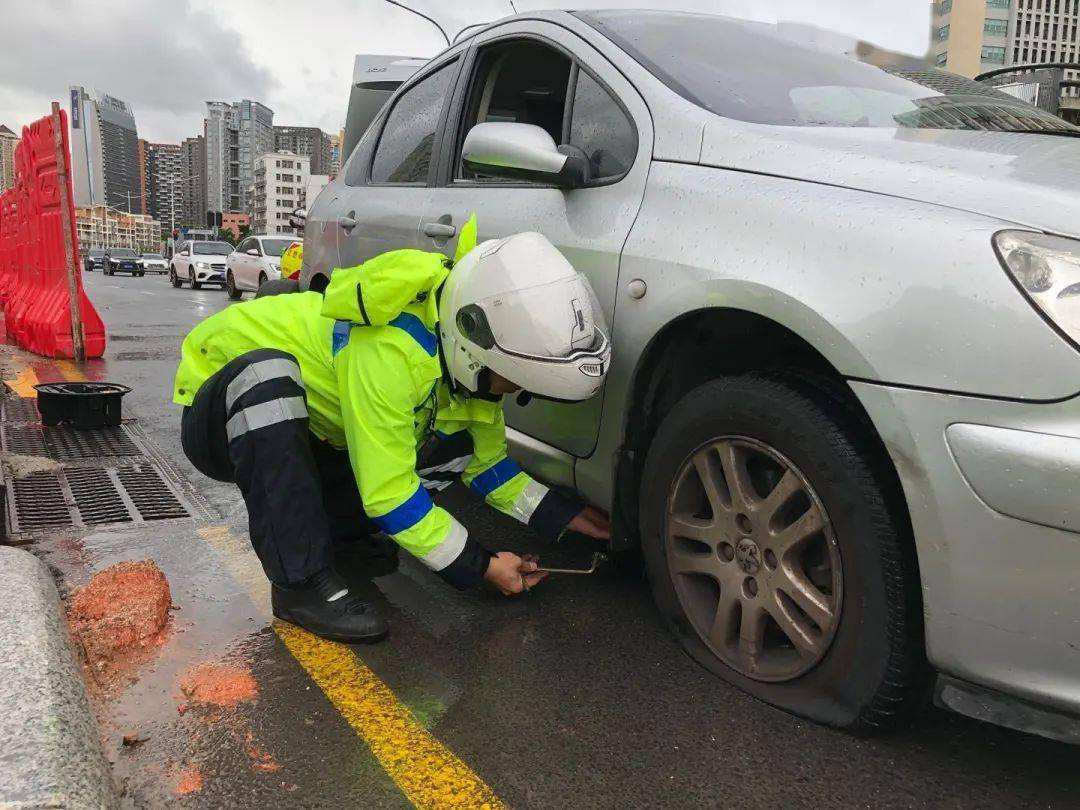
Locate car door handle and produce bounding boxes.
[338,215,358,231]
[422,222,457,239]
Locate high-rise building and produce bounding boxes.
[138,142,184,231]
[329,129,344,177]
[68,86,142,212]
[273,126,333,174]
[181,135,207,229]
[0,125,19,192]
[204,100,273,220]
[251,151,308,235]
[75,205,161,252]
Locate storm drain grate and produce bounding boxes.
[2,397,40,424]
[116,464,190,521]
[44,426,141,459]
[10,472,70,532]
[65,467,133,526]
[7,464,199,535]
[1,423,141,460]
[3,424,47,456]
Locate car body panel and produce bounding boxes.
[170,241,230,287]
[227,237,285,292]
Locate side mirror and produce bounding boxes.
[246,248,260,256]
[461,122,589,189]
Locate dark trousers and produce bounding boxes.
[180,349,473,587]
[181,348,380,586]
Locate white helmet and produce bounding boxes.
[439,232,611,401]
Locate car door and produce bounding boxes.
[230,238,249,288]
[326,54,466,276]
[423,21,652,458]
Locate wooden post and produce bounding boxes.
[50,101,85,363]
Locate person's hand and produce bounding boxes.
[567,505,611,540]
[484,552,547,595]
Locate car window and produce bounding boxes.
[456,40,573,181]
[193,242,233,255]
[567,69,637,181]
[111,248,137,257]
[237,239,251,253]
[261,238,294,257]
[370,60,458,185]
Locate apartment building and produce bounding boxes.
[251,151,308,235]
[180,135,207,229]
[138,141,184,230]
[75,205,161,252]
[204,100,273,218]
[0,125,18,192]
[329,129,343,177]
[273,126,333,174]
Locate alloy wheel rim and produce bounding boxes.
[665,436,842,682]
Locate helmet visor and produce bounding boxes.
[465,274,609,361]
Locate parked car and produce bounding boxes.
[83,247,106,273]
[304,10,1080,742]
[104,247,143,276]
[139,252,169,274]
[169,240,233,290]
[224,235,296,300]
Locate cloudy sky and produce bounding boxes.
[0,1,932,144]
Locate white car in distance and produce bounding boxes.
[225,235,296,299]
[139,252,169,274]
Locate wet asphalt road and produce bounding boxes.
[33,270,1080,807]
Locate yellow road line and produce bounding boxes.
[4,367,39,398]
[197,525,503,809]
[55,359,88,382]
[277,624,503,809]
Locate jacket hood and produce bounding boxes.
[701,123,1080,238]
[321,249,450,327]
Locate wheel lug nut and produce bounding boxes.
[735,513,753,534]
[744,577,758,598]
[719,543,735,562]
[764,549,778,570]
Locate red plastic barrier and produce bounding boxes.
[0,107,105,359]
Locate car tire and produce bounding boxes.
[258,271,268,288]
[639,372,927,733]
[190,269,201,291]
[226,271,243,300]
[170,268,182,288]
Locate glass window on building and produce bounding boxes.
[936,24,950,40]
[936,51,949,65]
[938,0,953,12]
[986,0,1009,8]
[985,18,1008,36]
[982,45,1007,63]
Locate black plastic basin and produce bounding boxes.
[33,382,132,429]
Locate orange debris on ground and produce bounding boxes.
[67,560,172,687]
[175,765,204,795]
[244,730,282,773]
[179,662,258,709]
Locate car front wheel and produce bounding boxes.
[190,269,201,290]
[639,373,927,732]
[170,268,182,288]
[226,271,242,300]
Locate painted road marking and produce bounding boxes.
[197,526,503,809]
[3,366,39,397]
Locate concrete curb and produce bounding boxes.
[0,546,118,809]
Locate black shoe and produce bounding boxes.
[271,569,388,644]
[335,533,400,585]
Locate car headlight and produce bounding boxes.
[195,261,210,270]
[995,231,1080,348]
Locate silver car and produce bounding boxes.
[304,10,1080,741]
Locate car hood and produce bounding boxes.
[192,255,229,261]
[701,123,1080,238]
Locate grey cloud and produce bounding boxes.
[0,0,277,140]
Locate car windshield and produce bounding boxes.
[141,253,163,260]
[110,248,137,257]
[577,10,1080,135]
[193,242,233,255]
[89,249,105,257]
[260,238,295,257]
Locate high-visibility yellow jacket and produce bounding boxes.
[173,248,578,587]
[280,241,303,280]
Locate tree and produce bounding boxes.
[237,223,251,242]
[216,227,237,245]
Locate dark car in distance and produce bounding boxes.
[84,247,106,272]
[104,248,144,276]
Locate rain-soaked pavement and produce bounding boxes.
[9,270,1080,807]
